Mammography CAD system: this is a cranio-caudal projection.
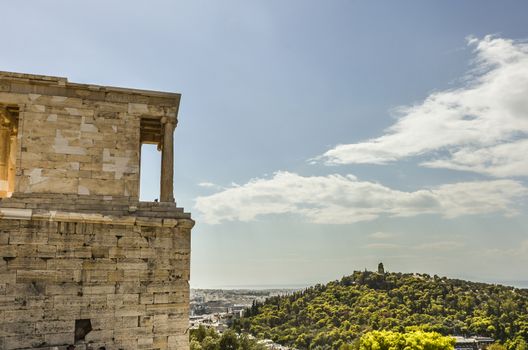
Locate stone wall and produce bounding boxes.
[16,95,141,197]
[0,201,193,350]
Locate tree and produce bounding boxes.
[190,339,203,350]
[201,336,219,350]
[359,330,455,350]
[487,343,507,350]
[236,270,528,349]
[219,330,240,350]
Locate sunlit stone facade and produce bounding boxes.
[0,71,193,350]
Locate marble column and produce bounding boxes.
[0,108,11,197]
[160,118,175,202]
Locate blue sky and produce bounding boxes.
[2,1,528,288]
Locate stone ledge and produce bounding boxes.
[0,207,195,229]
[0,195,193,220]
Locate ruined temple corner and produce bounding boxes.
[0,71,194,350]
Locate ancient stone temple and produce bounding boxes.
[0,71,194,350]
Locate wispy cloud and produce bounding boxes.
[365,240,465,251]
[198,181,222,189]
[198,182,215,188]
[365,243,401,249]
[485,239,528,258]
[369,231,395,239]
[318,36,528,177]
[194,171,527,224]
[414,241,465,250]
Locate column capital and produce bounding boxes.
[0,107,17,135]
[160,116,177,127]
[0,106,9,126]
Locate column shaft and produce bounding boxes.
[0,127,11,196]
[160,121,175,202]
[8,135,17,195]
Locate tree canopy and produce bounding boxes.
[190,326,266,350]
[359,330,455,350]
[233,271,528,350]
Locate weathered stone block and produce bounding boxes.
[4,335,45,350]
[44,332,74,346]
[35,320,74,334]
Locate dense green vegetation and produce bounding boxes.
[190,325,266,350]
[190,326,457,350]
[233,271,528,350]
[359,330,455,350]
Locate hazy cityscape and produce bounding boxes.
[190,289,296,349]
[190,289,293,328]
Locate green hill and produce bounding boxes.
[233,270,528,350]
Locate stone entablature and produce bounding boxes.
[0,71,193,350]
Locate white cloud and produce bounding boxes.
[319,36,528,177]
[369,231,395,239]
[483,239,528,260]
[422,139,528,177]
[364,240,465,251]
[194,171,527,224]
[365,243,401,249]
[198,181,219,188]
[414,241,465,250]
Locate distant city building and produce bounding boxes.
[228,304,248,318]
[189,289,296,336]
[453,336,494,350]
[473,337,495,349]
